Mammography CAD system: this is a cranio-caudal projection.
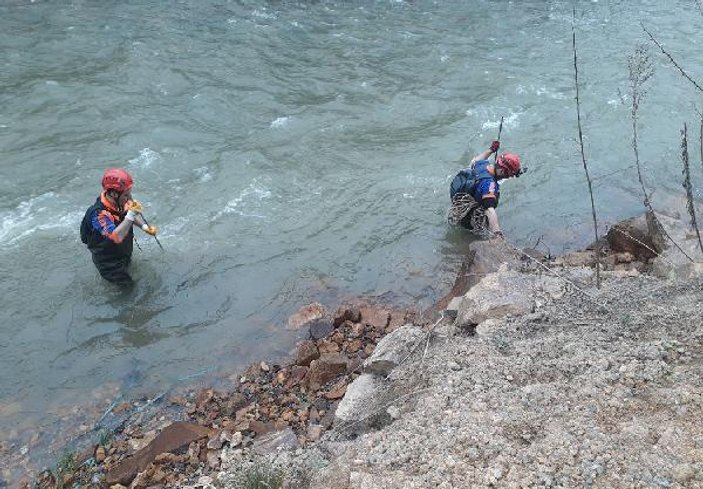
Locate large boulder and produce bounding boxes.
[433,239,519,311]
[454,268,564,327]
[650,211,703,279]
[363,325,425,377]
[606,214,659,262]
[334,374,389,437]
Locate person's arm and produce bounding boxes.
[484,207,503,238]
[471,140,500,164]
[92,210,134,243]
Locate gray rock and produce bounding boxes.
[335,374,381,424]
[252,428,299,455]
[363,325,425,376]
[445,296,464,320]
[454,269,564,327]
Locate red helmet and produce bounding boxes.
[101,168,133,193]
[498,153,521,177]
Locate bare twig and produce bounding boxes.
[696,0,703,16]
[625,44,691,261]
[572,9,602,288]
[700,111,703,175]
[642,24,703,93]
[628,43,655,208]
[681,124,703,254]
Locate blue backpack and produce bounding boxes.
[449,161,494,200]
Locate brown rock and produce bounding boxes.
[295,341,320,367]
[333,306,362,327]
[330,330,345,345]
[105,422,213,486]
[324,381,348,400]
[606,215,659,262]
[131,465,155,488]
[285,366,308,389]
[306,353,348,390]
[386,310,409,333]
[360,306,390,331]
[113,402,131,415]
[317,339,340,353]
[274,370,287,385]
[346,339,363,353]
[75,444,97,466]
[168,396,187,406]
[287,303,326,330]
[224,393,248,415]
[196,389,215,410]
[249,420,274,435]
[154,452,177,464]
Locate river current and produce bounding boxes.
[1,0,701,466]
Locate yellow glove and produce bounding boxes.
[141,224,158,236]
[126,200,144,213]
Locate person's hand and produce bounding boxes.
[489,140,500,153]
[125,200,143,222]
[141,224,158,236]
[126,200,144,213]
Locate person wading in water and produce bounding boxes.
[448,139,524,238]
[80,168,157,287]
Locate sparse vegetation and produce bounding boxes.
[230,459,287,489]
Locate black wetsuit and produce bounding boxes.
[80,195,134,287]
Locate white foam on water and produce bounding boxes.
[0,192,82,246]
[128,148,161,169]
[212,179,272,221]
[252,9,277,20]
[516,84,568,100]
[270,116,290,128]
[482,111,521,130]
[193,166,212,183]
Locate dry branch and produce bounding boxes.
[680,124,703,254]
[642,24,703,93]
[572,9,601,288]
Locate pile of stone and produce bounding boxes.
[24,302,414,489]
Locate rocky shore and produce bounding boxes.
[14,206,703,488]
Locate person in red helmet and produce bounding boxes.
[448,140,525,238]
[80,168,157,287]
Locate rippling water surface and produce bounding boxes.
[1,0,701,467]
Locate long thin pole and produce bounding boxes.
[141,216,165,252]
[494,116,504,163]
